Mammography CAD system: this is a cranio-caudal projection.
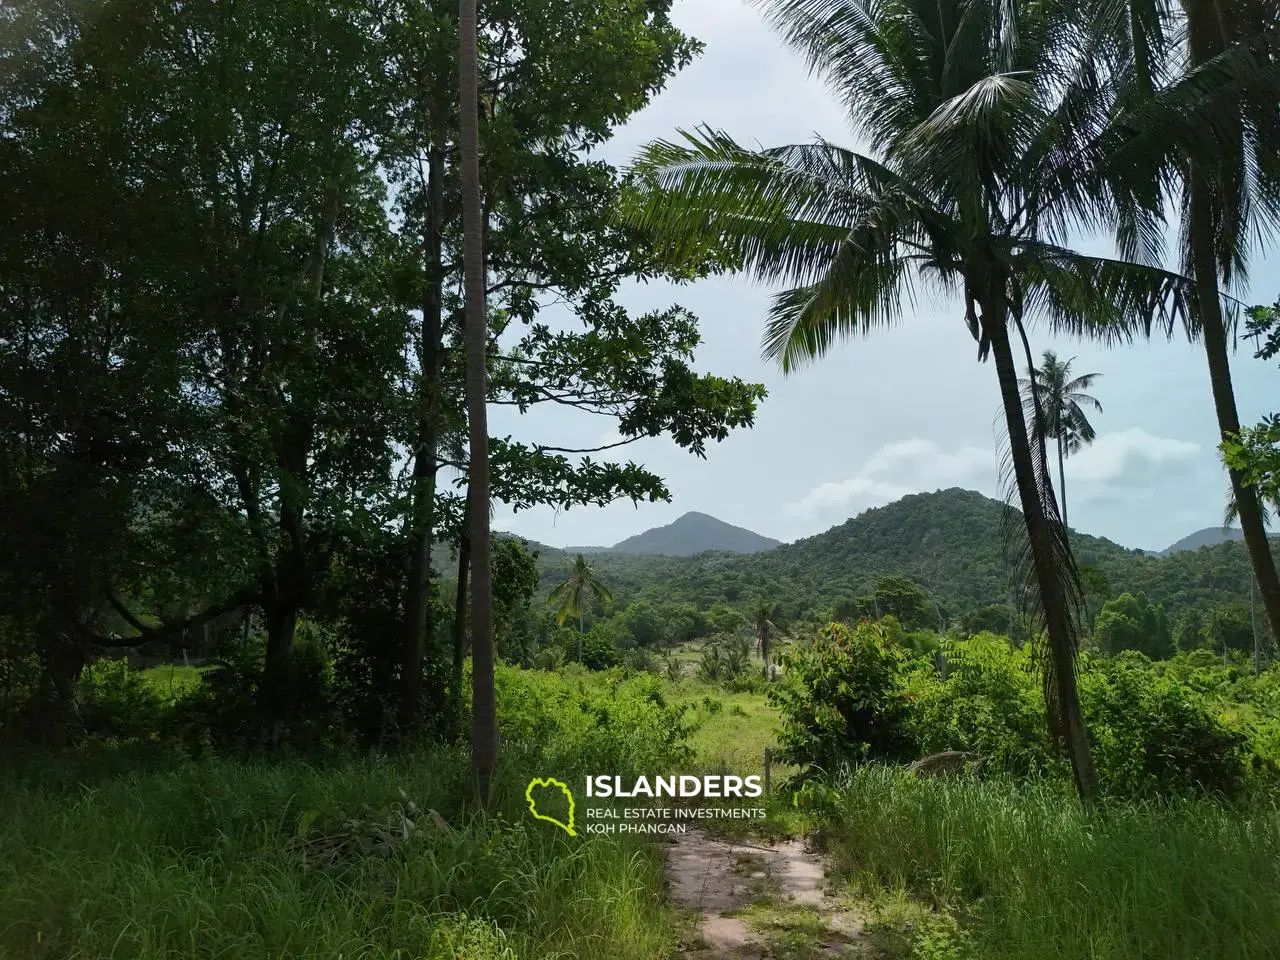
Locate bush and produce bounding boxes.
[492,666,694,778]
[581,629,619,671]
[903,632,1058,777]
[1082,653,1249,799]
[770,621,915,773]
[78,657,168,741]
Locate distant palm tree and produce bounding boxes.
[751,601,780,678]
[546,554,613,662]
[1020,352,1102,534]
[1223,483,1273,528]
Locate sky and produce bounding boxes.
[489,0,1280,555]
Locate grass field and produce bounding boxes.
[0,749,678,960]
[9,661,1280,959]
[802,766,1280,960]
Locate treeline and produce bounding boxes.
[0,0,765,747]
[524,489,1274,656]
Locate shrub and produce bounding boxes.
[770,621,915,773]
[581,629,619,671]
[903,632,1058,776]
[78,657,168,741]
[492,666,694,779]
[1082,653,1249,799]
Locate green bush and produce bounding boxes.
[581,628,619,670]
[770,621,915,773]
[777,623,1280,800]
[1082,653,1249,799]
[78,657,168,741]
[903,632,1058,776]
[492,666,694,779]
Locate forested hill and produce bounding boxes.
[606,511,780,555]
[532,488,1261,623]
[1162,526,1245,555]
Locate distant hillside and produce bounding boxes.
[1162,526,1245,555]
[606,511,780,556]
[542,488,1259,623]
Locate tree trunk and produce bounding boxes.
[257,420,309,748]
[1057,435,1068,535]
[399,132,447,736]
[459,0,497,805]
[451,532,471,723]
[260,600,298,749]
[578,611,584,663]
[987,300,1098,805]
[1188,166,1280,646]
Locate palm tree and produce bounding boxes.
[625,0,1203,804]
[1179,0,1280,646]
[458,0,497,804]
[751,600,780,678]
[1020,352,1102,534]
[546,554,613,662]
[1095,0,1280,647]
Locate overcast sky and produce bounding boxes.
[489,0,1280,555]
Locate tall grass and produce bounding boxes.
[0,663,702,959]
[0,749,678,960]
[815,766,1280,960]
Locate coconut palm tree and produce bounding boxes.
[1094,0,1280,647]
[625,0,1204,803]
[1178,0,1280,645]
[458,0,497,803]
[1020,352,1102,534]
[546,554,613,662]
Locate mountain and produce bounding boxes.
[608,511,781,556]
[543,488,1257,624]
[1162,526,1245,555]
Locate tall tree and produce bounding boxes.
[1187,3,1280,649]
[1020,352,1102,533]
[458,0,496,802]
[383,0,750,731]
[1146,0,1280,644]
[625,0,1203,803]
[546,554,613,662]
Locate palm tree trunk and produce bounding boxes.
[1188,166,1280,646]
[459,0,496,805]
[987,301,1098,805]
[399,134,446,736]
[1057,435,1068,535]
[578,611,584,663]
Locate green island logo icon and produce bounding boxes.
[525,777,576,836]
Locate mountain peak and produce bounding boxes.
[1161,526,1245,555]
[610,512,780,557]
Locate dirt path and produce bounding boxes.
[663,829,864,958]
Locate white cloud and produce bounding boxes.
[1066,428,1200,491]
[785,438,998,527]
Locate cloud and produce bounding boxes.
[1066,428,1200,493]
[785,438,998,526]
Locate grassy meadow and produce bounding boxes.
[5,654,1280,959]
